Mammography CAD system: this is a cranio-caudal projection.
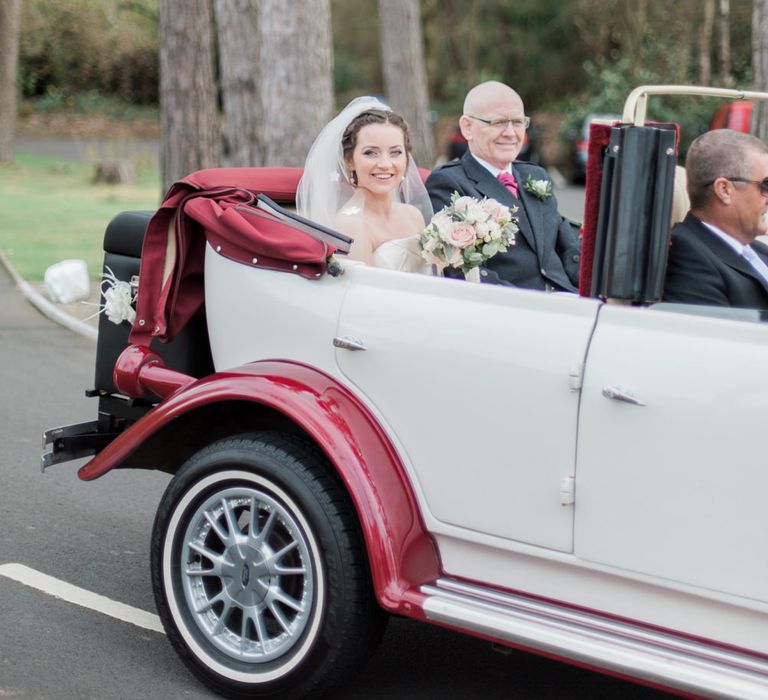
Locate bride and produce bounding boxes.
[296,97,434,273]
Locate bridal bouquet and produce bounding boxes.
[420,192,518,279]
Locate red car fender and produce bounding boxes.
[80,359,440,612]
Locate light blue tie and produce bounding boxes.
[741,245,768,286]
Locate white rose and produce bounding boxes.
[453,196,476,212]
[465,203,488,225]
[527,178,552,199]
[430,212,453,236]
[475,221,490,238]
[444,244,464,267]
[422,233,438,253]
[487,221,502,240]
[496,205,512,223]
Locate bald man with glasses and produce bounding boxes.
[663,128,768,309]
[425,80,581,291]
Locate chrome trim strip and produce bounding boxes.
[421,578,768,699]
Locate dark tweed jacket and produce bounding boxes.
[663,212,768,309]
[425,151,581,291]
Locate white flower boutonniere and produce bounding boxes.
[523,174,553,200]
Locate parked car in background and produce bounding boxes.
[710,99,752,132]
[446,124,468,161]
[570,113,621,184]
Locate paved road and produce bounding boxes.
[15,136,160,168]
[555,179,586,222]
[0,264,673,698]
[0,265,205,698]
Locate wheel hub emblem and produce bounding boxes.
[241,563,250,587]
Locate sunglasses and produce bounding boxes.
[705,176,768,195]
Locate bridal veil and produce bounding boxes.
[296,96,433,228]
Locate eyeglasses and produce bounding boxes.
[704,176,768,195]
[467,115,531,130]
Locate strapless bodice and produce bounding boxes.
[372,235,432,275]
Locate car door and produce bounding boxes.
[334,267,601,552]
[575,303,768,602]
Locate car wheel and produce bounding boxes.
[151,432,386,699]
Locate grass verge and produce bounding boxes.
[0,152,160,280]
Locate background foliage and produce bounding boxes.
[19,0,158,106]
[14,0,757,156]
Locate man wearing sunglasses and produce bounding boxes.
[425,80,581,291]
[664,128,768,309]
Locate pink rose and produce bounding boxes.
[442,222,476,249]
[482,198,511,222]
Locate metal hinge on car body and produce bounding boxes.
[568,363,583,391]
[560,475,575,505]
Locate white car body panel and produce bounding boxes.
[204,243,768,669]
[576,303,768,603]
[335,269,599,551]
[205,243,349,372]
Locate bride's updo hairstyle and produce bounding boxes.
[341,109,413,165]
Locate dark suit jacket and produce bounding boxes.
[425,152,581,291]
[663,213,768,309]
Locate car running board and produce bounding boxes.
[420,578,768,699]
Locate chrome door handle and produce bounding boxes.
[602,385,646,406]
[333,336,367,351]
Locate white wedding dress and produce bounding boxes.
[372,235,433,275]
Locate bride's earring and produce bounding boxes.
[350,170,358,187]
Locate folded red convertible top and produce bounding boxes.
[129,167,337,347]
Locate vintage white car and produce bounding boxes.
[43,86,768,699]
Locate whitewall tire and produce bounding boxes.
[151,433,385,698]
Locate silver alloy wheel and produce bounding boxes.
[180,485,314,663]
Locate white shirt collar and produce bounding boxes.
[471,153,512,179]
[700,220,768,286]
[701,221,745,256]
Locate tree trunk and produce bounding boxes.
[465,0,480,92]
[753,0,768,142]
[214,0,260,167]
[618,0,648,69]
[0,0,21,164]
[158,0,220,194]
[245,0,333,167]
[698,0,715,85]
[717,0,733,86]
[378,0,435,168]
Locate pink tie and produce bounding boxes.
[497,171,519,198]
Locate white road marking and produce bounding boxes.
[0,563,164,634]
